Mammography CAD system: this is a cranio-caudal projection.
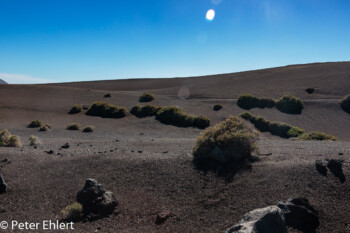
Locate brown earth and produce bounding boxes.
[0,62,349,232]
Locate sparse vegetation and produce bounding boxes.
[306,88,315,94]
[39,124,51,131]
[61,202,83,222]
[69,104,82,114]
[298,131,336,141]
[340,95,350,114]
[86,102,127,119]
[104,93,111,98]
[269,122,294,138]
[237,94,275,110]
[139,93,155,102]
[213,104,223,111]
[66,124,80,130]
[287,127,305,138]
[29,135,40,146]
[275,95,304,114]
[155,106,210,129]
[130,105,162,118]
[28,120,42,128]
[0,129,21,147]
[192,116,260,162]
[82,126,94,132]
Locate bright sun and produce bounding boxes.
[206,9,215,21]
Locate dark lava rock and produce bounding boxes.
[327,159,345,183]
[0,174,7,194]
[1,159,8,163]
[77,179,118,218]
[138,150,143,153]
[223,205,287,233]
[277,197,319,232]
[46,150,54,154]
[155,210,171,225]
[315,160,327,176]
[61,143,70,149]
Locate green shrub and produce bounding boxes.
[86,101,127,119]
[139,93,155,102]
[237,94,259,110]
[256,98,275,108]
[29,135,40,146]
[69,104,82,114]
[287,127,305,138]
[0,129,21,147]
[192,116,260,162]
[104,93,111,98]
[61,202,83,222]
[130,105,162,118]
[252,116,271,132]
[269,122,293,138]
[66,124,80,130]
[340,95,350,114]
[306,88,315,94]
[298,131,336,141]
[82,126,93,132]
[275,95,304,114]
[28,120,42,128]
[239,112,254,121]
[155,106,210,129]
[213,104,223,111]
[39,124,51,132]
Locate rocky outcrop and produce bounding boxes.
[223,205,287,233]
[76,179,118,219]
[0,174,7,194]
[277,197,319,232]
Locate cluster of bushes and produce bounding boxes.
[66,124,93,132]
[275,95,304,114]
[239,112,336,140]
[86,102,127,119]
[39,124,51,132]
[28,120,51,131]
[130,105,162,118]
[69,105,82,114]
[155,106,210,129]
[213,104,223,111]
[237,95,275,110]
[341,95,350,114]
[139,93,155,102]
[192,116,260,162]
[29,135,40,146]
[239,112,304,138]
[0,129,21,147]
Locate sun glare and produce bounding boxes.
[206,9,215,21]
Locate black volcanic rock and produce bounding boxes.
[0,174,7,194]
[327,159,346,183]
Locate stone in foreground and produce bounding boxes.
[0,174,7,194]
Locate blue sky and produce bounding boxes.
[0,0,350,84]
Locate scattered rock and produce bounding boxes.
[338,153,343,156]
[155,210,171,225]
[162,151,168,154]
[277,197,319,232]
[1,159,8,163]
[46,150,54,154]
[260,153,272,156]
[61,143,70,149]
[76,179,118,219]
[223,205,287,233]
[138,150,143,153]
[315,160,327,176]
[327,159,346,183]
[0,174,7,194]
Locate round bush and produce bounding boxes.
[306,88,315,94]
[39,124,51,131]
[213,104,223,111]
[67,124,80,130]
[193,116,210,129]
[28,120,42,128]
[192,116,260,162]
[82,126,93,133]
[275,95,304,114]
[286,127,304,138]
[130,105,161,118]
[340,95,350,114]
[139,93,155,102]
[69,105,82,114]
[269,122,293,138]
[237,95,259,110]
[156,107,193,127]
[298,131,336,141]
[86,102,127,119]
[0,129,21,147]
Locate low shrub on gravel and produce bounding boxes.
[69,104,82,114]
[130,105,162,118]
[104,93,111,98]
[192,116,260,162]
[0,129,21,147]
[66,124,80,130]
[275,95,304,114]
[139,93,155,102]
[237,95,275,110]
[306,88,315,94]
[286,127,305,138]
[255,98,276,108]
[28,120,43,128]
[39,124,51,132]
[86,102,127,119]
[156,106,210,129]
[298,131,336,141]
[340,95,350,114]
[61,202,83,222]
[82,126,93,132]
[213,104,223,111]
[29,135,40,146]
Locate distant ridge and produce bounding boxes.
[0,79,7,84]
